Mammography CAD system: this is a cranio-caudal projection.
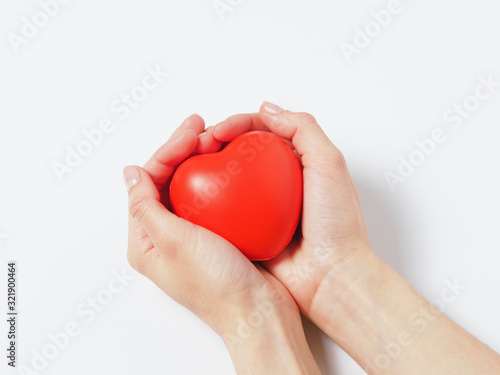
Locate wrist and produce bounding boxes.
[215,283,320,375]
[308,246,386,329]
[222,302,320,375]
[220,289,298,350]
[307,247,500,375]
[306,247,392,371]
[307,247,427,374]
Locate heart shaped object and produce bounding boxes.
[169,131,303,261]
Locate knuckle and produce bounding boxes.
[330,148,347,169]
[129,196,150,224]
[305,144,347,173]
[295,112,318,125]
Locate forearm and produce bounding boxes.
[309,250,500,374]
[222,302,320,375]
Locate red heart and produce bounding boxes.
[169,131,303,261]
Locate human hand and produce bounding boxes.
[213,103,500,375]
[212,102,375,319]
[124,114,320,374]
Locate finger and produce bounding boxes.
[143,129,199,190]
[144,114,205,189]
[195,126,223,154]
[168,114,206,141]
[124,166,189,254]
[213,112,298,154]
[259,102,344,168]
[212,113,268,142]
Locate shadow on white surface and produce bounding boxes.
[353,175,408,276]
[303,316,336,375]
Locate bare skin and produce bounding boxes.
[125,102,500,374]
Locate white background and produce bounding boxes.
[1,0,500,374]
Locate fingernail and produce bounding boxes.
[262,101,284,115]
[123,166,140,192]
[198,127,211,139]
[213,122,228,141]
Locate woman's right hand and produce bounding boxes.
[213,103,376,321]
[214,103,500,375]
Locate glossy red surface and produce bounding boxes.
[170,131,303,260]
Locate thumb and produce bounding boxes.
[124,165,177,243]
[259,102,345,168]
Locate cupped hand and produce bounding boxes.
[212,103,375,319]
[124,114,299,337]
